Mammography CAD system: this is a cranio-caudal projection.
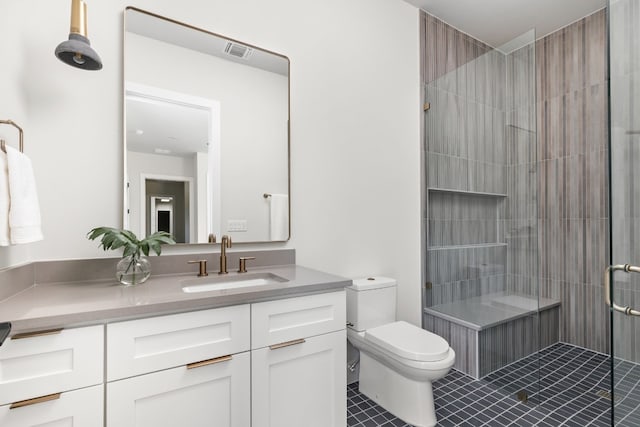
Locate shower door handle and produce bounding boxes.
[604,264,640,316]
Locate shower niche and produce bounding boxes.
[425,188,508,307]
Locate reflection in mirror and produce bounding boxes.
[123,7,290,244]
[126,82,219,244]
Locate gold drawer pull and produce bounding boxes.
[10,393,61,409]
[11,328,63,340]
[187,354,233,369]
[269,338,306,350]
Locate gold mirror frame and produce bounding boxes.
[122,7,291,244]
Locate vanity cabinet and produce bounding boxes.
[251,291,347,427]
[106,291,346,427]
[0,289,346,427]
[0,325,104,426]
[106,305,251,427]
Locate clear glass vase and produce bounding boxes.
[116,255,151,286]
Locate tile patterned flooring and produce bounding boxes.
[346,342,640,426]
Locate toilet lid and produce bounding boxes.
[364,321,450,362]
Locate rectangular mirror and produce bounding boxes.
[123,7,290,244]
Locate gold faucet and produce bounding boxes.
[219,235,232,274]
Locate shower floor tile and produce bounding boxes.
[346,342,640,426]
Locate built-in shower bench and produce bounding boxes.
[423,293,560,379]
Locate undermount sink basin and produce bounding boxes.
[181,272,288,293]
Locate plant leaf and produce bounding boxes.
[87,226,112,241]
[120,230,139,245]
[87,226,175,259]
[140,241,150,257]
[149,240,162,256]
[122,244,137,258]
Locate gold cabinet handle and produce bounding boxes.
[605,264,640,316]
[11,328,63,340]
[10,393,61,409]
[187,354,232,369]
[269,338,306,350]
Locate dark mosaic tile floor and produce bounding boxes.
[612,357,640,427]
[346,342,640,426]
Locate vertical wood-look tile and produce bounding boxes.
[536,9,609,354]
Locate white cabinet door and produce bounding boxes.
[252,330,346,427]
[0,385,103,427]
[107,351,250,427]
[0,325,104,405]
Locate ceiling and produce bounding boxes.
[403,0,606,48]
[127,9,288,76]
[126,96,209,157]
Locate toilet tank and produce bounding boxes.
[346,277,396,331]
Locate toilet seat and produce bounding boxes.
[364,321,450,362]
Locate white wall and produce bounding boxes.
[0,0,422,325]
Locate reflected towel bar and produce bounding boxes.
[0,119,24,153]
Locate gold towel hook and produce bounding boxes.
[0,120,24,153]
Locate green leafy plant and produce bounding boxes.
[87,227,175,258]
[87,227,176,284]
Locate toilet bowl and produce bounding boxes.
[347,277,455,427]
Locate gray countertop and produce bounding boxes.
[0,264,351,334]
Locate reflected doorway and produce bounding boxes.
[142,176,193,243]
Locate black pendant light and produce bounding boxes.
[55,0,102,70]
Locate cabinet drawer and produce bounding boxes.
[0,325,103,405]
[0,384,103,427]
[107,351,250,427]
[107,304,250,381]
[251,291,345,349]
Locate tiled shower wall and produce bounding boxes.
[609,0,640,362]
[536,9,609,354]
[421,8,610,354]
[422,12,510,308]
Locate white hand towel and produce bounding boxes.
[6,146,43,244]
[0,150,9,246]
[269,194,289,241]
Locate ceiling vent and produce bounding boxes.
[224,42,253,60]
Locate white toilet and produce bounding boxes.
[347,277,455,427]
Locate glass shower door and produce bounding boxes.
[609,0,640,424]
[422,13,540,400]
